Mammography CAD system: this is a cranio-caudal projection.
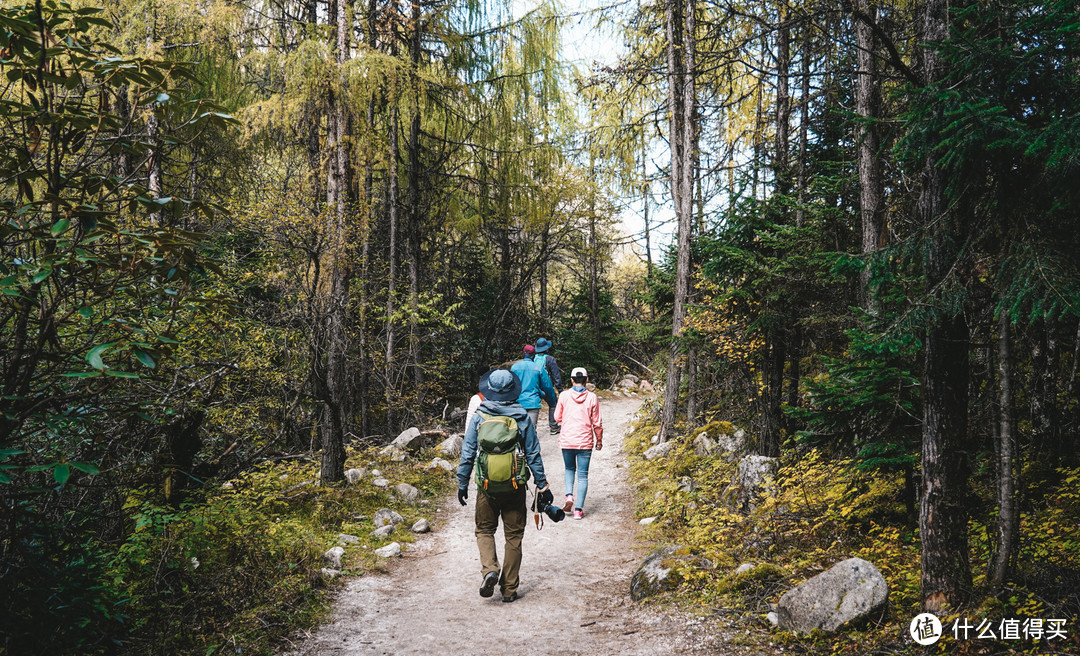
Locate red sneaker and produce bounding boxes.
[562,495,574,512]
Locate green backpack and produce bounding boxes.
[474,412,531,495]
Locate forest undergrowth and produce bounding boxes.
[625,399,1080,655]
[3,444,456,656]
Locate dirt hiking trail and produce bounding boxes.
[286,396,724,655]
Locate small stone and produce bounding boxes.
[394,483,420,503]
[345,468,366,484]
[373,478,390,488]
[321,568,341,579]
[643,442,675,460]
[370,525,393,538]
[639,517,658,525]
[323,546,345,569]
[379,445,407,462]
[337,533,360,545]
[411,519,430,533]
[585,383,596,391]
[639,380,655,393]
[373,508,404,528]
[419,499,431,506]
[678,476,695,493]
[736,563,755,575]
[374,542,402,558]
[436,435,464,458]
[424,458,455,473]
[767,612,778,626]
[651,432,660,444]
[371,469,382,477]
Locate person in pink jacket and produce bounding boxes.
[553,367,603,519]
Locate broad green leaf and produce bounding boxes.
[104,370,140,379]
[50,218,70,236]
[54,463,70,485]
[133,348,156,368]
[70,462,100,475]
[86,342,113,369]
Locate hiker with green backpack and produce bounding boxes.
[456,368,553,603]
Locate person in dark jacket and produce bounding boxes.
[511,344,557,431]
[457,369,553,603]
[534,337,563,434]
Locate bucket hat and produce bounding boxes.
[535,337,552,353]
[479,369,523,402]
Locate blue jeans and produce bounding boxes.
[562,449,593,510]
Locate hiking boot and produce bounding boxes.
[502,591,519,603]
[573,509,584,520]
[562,495,574,512]
[479,571,499,598]
[550,427,560,435]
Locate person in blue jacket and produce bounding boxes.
[511,344,557,431]
[456,369,553,603]
[534,337,563,434]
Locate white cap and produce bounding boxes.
[571,367,588,378]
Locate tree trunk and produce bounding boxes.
[319,0,351,483]
[659,0,696,442]
[988,313,1017,588]
[795,23,810,228]
[540,227,549,319]
[775,13,790,198]
[856,0,884,312]
[385,107,400,428]
[919,0,971,613]
[146,8,164,226]
[407,0,423,402]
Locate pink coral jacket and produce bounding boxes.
[554,387,604,450]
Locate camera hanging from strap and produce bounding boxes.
[530,486,544,531]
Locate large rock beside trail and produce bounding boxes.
[389,427,426,453]
[373,508,404,528]
[323,546,345,569]
[630,545,714,601]
[693,433,717,456]
[619,377,639,390]
[643,442,675,460]
[639,380,655,393]
[776,557,889,633]
[345,468,366,484]
[374,542,402,558]
[436,434,463,458]
[716,427,747,457]
[722,455,778,513]
[393,483,420,504]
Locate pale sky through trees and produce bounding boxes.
[512,0,679,257]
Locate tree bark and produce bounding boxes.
[385,107,400,427]
[856,0,884,312]
[659,0,696,442]
[919,0,972,613]
[318,0,351,483]
[407,0,423,401]
[988,313,1017,588]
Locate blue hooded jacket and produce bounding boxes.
[511,356,557,409]
[457,399,548,491]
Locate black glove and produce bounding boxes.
[458,487,468,506]
[537,487,554,507]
